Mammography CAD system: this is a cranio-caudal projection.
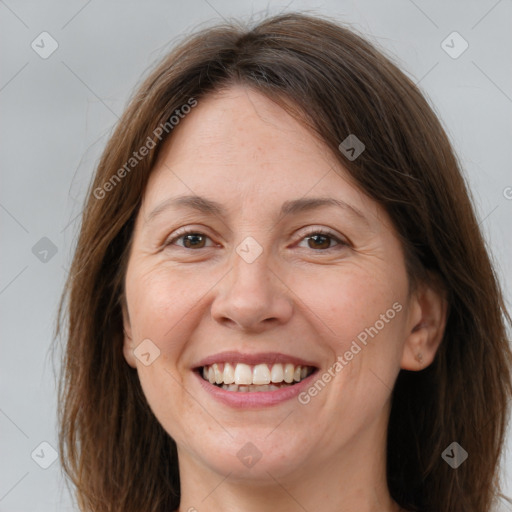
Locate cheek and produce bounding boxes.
[126,264,213,346]
[126,264,204,435]
[287,264,406,347]
[288,262,408,417]
[294,273,406,445]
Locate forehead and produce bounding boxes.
[159,87,333,173]
[141,86,381,225]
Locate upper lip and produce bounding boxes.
[193,351,319,369]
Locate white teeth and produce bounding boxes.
[234,363,253,385]
[213,363,223,384]
[283,363,295,383]
[253,364,271,385]
[270,363,284,383]
[221,383,282,392]
[223,363,235,384]
[201,361,314,388]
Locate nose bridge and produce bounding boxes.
[210,238,293,330]
[231,245,273,296]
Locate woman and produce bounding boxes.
[57,12,512,512]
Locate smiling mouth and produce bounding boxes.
[197,362,317,392]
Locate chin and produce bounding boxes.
[189,430,313,482]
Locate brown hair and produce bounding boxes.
[57,12,512,512]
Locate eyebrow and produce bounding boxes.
[146,194,370,226]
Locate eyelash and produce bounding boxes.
[165,228,349,252]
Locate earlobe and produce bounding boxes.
[401,282,448,371]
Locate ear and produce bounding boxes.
[122,300,137,368]
[401,280,448,371]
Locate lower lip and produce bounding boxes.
[193,370,318,408]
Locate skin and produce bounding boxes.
[122,86,447,512]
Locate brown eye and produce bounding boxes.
[167,231,214,249]
[306,233,333,250]
[181,233,207,249]
[297,229,347,251]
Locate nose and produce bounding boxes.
[210,250,293,333]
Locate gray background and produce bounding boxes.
[1,0,511,510]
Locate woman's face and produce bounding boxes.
[122,86,422,482]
